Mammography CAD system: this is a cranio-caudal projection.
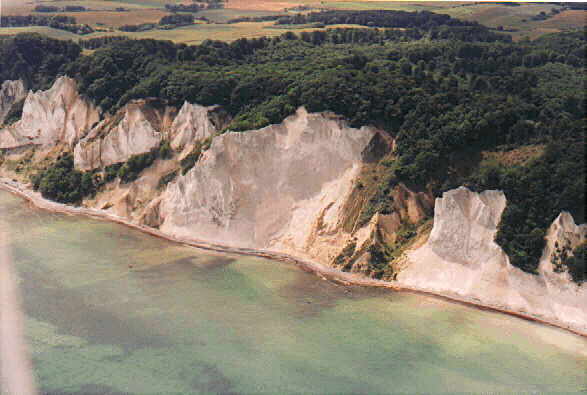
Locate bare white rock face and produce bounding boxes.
[0,80,26,126]
[398,186,587,333]
[74,100,226,170]
[159,107,378,256]
[0,77,100,149]
[169,102,228,156]
[74,101,174,170]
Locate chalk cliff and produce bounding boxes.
[0,80,26,126]
[159,107,380,263]
[74,99,175,170]
[169,102,228,156]
[398,187,587,333]
[74,100,228,170]
[1,77,585,334]
[0,77,100,149]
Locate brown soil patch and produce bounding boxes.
[540,10,586,30]
[482,144,545,167]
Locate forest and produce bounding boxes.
[0,9,584,281]
[275,10,479,29]
[0,15,94,34]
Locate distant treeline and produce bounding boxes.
[1,15,76,26]
[0,15,94,34]
[120,13,195,32]
[474,2,520,6]
[164,1,223,12]
[79,36,132,50]
[199,0,224,8]
[34,5,87,12]
[159,13,195,26]
[275,10,479,29]
[164,3,206,13]
[226,15,284,24]
[549,3,587,10]
[119,23,157,32]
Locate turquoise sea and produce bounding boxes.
[1,190,585,394]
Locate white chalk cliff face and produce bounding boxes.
[169,102,227,156]
[159,107,378,260]
[74,100,226,170]
[0,77,100,149]
[0,80,26,126]
[74,100,174,170]
[398,187,587,333]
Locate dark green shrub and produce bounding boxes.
[105,163,122,182]
[118,150,157,183]
[561,243,586,284]
[157,170,178,190]
[180,143,203,175]
[334,241,356,267]
[158,140,173,160]
[31,154,97,204]
[3,99,25,126]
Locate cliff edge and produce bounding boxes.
[0,77,100,149]
[0,80,26,126]
[159,107,379,263]
[398,187,587,333]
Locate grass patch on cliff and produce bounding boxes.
[117,140,172,183]
[2,98,25,126]
[180,138,212,175]
[3,149,36,174]
[157,169,178,190]
[563,243,586,285]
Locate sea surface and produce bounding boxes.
[1,190,586,394]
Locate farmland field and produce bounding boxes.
[92,22,364,44]
[442,3,576,40]
[55,9,168,27]
[0,0,584,44]
[316,1,454,11]
[196,9,283,23]
[224,0,464,12]
[0,20,364,44]
[1,0,158,14]
[0,26,80,40]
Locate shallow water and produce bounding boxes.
[1,190,586,394]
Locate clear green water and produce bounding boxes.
[1,190,586,394]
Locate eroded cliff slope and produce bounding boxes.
[398,187,587,332]
[159,107,382,263]
[0,80,26,126]
[0,77,100,149]
[74,99,175,170]
[170,102,229,157]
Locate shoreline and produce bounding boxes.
[1,177,586,339]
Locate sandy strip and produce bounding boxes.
[0,224,37,394]
[1,177,585,339]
